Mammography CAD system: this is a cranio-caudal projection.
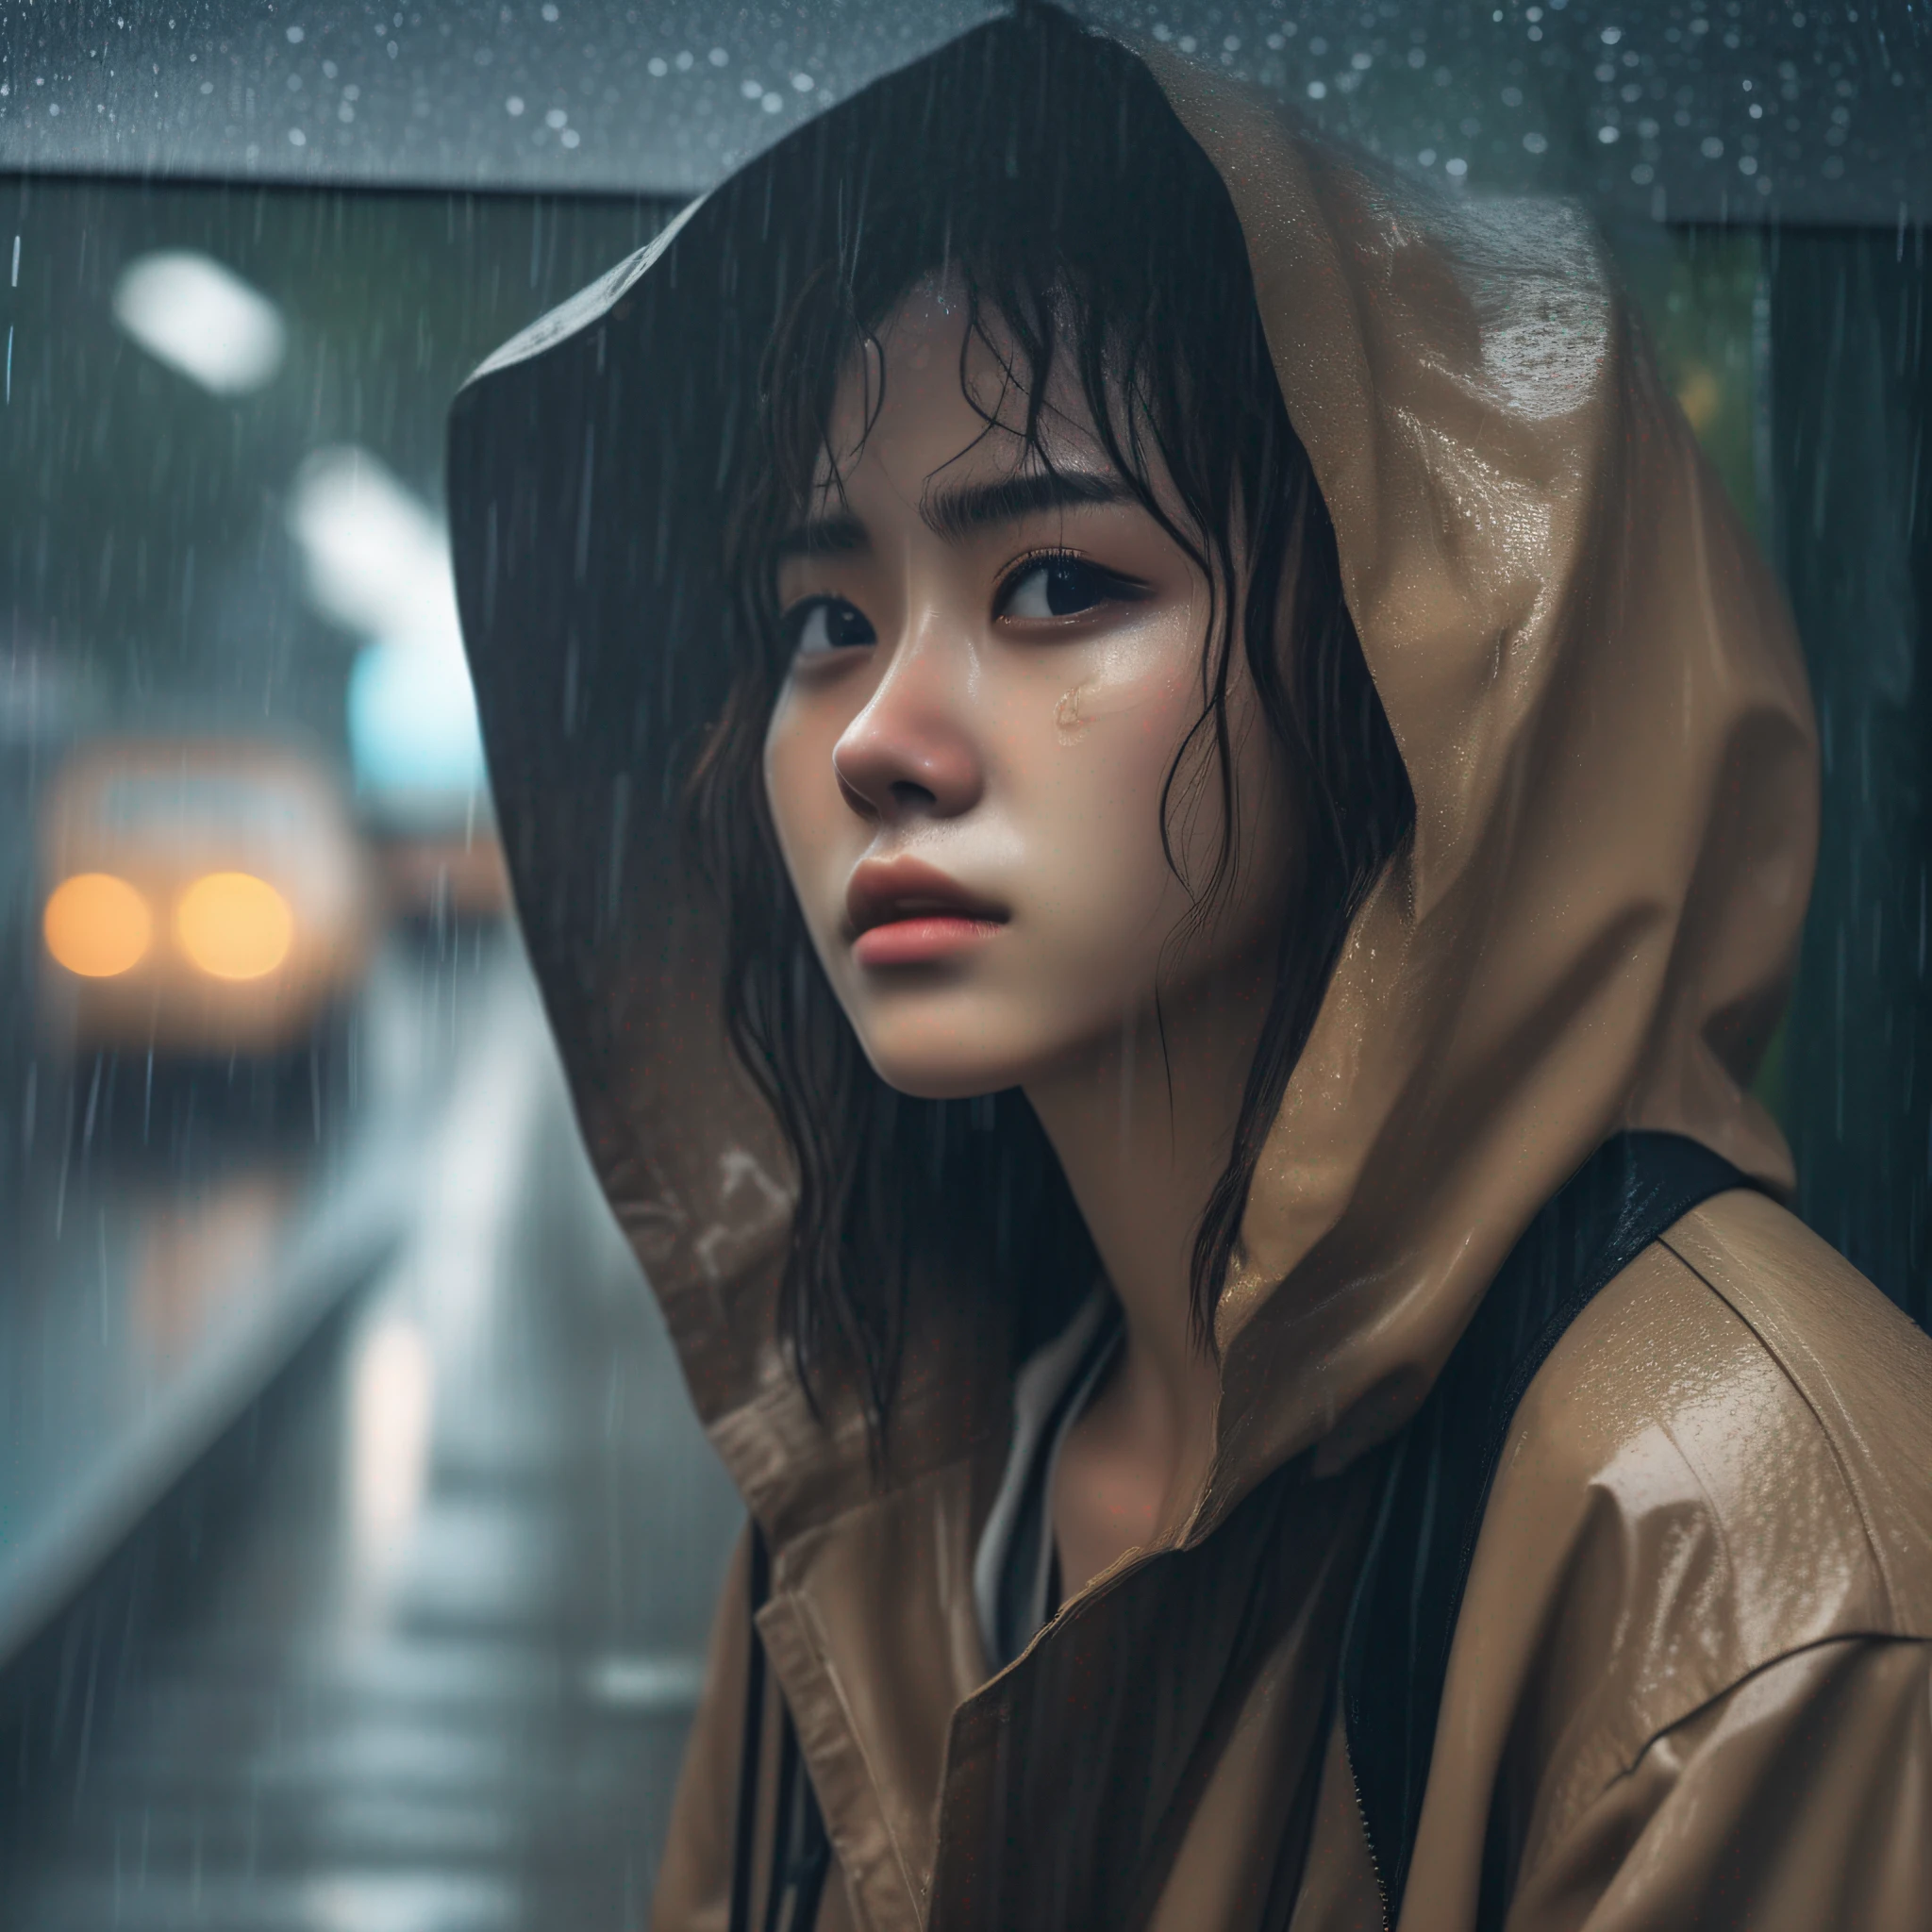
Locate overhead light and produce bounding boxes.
[111,249,287,396]
[347,635,486,797]
[286,444,462,646]
[287,445,485,799]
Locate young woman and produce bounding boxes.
[450,10,1932,1928]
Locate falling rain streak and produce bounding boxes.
[0,178,737,1925]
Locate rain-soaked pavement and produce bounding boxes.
[0,937,741,1930]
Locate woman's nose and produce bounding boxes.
[831,636,984,824]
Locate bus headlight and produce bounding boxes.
[44,873,154,978]
[175,873,294,981]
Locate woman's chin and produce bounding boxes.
[849,986,1151,1102]
[857,1028,1035,1104]
[865,1058,1020,1104]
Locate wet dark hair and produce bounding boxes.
[689,20,1413,1434]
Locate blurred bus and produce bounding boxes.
[38,738,374,1058]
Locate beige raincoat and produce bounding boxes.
[447,13,1932,1928]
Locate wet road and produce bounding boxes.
[0,941,742,1929]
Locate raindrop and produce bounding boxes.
[506,95,525,117]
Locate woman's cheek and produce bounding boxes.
[1045,612,1195,744]
[1034,651,1205,952]
[761,701,807,868]
[763,694,849,945]
[1065,625,1205,821]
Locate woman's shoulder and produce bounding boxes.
[1455,1187,1932,1824]
[1536,1187,1932,1631]
[1496,1187,1932,1646]
[1431,1191,1932,1918]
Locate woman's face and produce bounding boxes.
[762,283,1297,1101]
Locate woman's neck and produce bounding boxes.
[1023,944,1276,1598]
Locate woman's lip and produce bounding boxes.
[852,915,1004,969]
[845,856,1007,938]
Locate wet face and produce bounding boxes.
[762,282,1297,1101]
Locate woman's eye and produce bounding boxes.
[783,596,876,657]
[997,555,1138,622]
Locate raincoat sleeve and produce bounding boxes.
[1507,1636,1932,1930]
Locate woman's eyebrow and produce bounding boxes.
[773,471,1131,563]
[921,469,1133,542]
[774,509,869,562]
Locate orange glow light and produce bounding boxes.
[175,872,294,981]
[44,873,153,977]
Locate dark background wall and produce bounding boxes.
[1774,228,1930,1326]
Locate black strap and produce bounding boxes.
[729,1524,833,1932]
[727,1525,772,1932]
[1338,1131,1754,1924]
[768,1740,832,1932]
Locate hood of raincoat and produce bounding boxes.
[446,5,1815,1552]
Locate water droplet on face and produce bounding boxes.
[1055,687,1089,743]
